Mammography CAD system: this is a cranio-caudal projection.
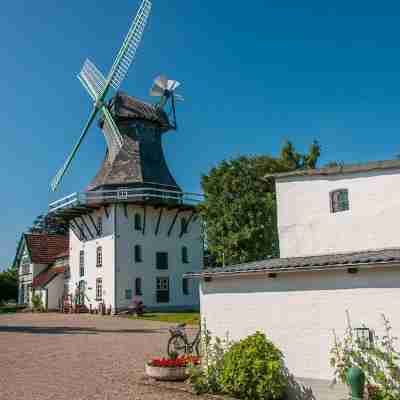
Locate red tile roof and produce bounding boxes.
[32,266,65,288]
[25,234,69,264]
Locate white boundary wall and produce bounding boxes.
[200,266,400,381]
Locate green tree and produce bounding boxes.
[200,140,321,266]
[0,266,18,303]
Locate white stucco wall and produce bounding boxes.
[199,266,400,381]
[276,169,400,258]
[115,204,202,311]
[69,207,115,310]
[46,273,65,310]
[69,203,202,312]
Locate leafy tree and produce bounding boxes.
[200,140,321,266]
[0,266,18,303]
[29,214,68,235]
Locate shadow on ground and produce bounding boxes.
[0,326,161,335]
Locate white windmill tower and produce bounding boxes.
[48,0,203,315]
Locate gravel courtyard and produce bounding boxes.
[0,313,202,400]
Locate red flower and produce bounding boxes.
[149,355,200,368]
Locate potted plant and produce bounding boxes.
[145,354,200,381]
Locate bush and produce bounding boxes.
[31,293,44,312]
[219,332,287,400]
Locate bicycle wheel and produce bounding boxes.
[167,334,187,357]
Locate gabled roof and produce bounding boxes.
[264,159,400,180]
[23,233,68,265]
[185,248,400,278]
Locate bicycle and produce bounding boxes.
[167,323,201,357]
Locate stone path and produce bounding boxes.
[0,313,202,400]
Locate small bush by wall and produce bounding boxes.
[190,328,287,400]
[219,332,287,400]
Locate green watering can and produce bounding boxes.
[347,366,365,400]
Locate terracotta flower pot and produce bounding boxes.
[145,363,189,381]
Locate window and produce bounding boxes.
[135,278,142,296]
[134,213,142,231]
[181,217,188,234]
[134,245,143,263]
[156,277,169,303]
[182,247,189,264]
[79,250,85,277]
[330,189,349,213]
[125,289,132,300]
[21,256,30,275]
[96,278,103,301]
[97,216,103,236]
[156,252,168,270]
[182,278,189,295]
[96,246,103,268]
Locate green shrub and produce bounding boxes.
[31,293,44,312]
[218,331,287,400]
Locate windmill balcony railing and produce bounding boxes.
[49,187,203,213]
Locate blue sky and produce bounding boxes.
[1,0,400,270]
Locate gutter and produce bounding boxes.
[185,260,400,279]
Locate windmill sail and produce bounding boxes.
[78,59,107,101]
[107,0,152,91]
[51,107,99,191]
[51,0,152,191]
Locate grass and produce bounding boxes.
[129,311,200,325]
[0,305,18,314]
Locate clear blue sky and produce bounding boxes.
[1,0,400,270]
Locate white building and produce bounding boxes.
[188,160,400,400]
[47,93,203,313]
[14,233,69,310]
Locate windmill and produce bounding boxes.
[51,0,152,192]
[150,75,184,130]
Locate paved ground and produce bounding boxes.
[0,313,203,400]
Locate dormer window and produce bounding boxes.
[330,189,349,213]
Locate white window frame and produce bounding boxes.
[79,250,85,277]
[96,246,103,268]
[96,278,103,301]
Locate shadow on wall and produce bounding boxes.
[285,370,316,400]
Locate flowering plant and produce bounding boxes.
[148,355,200,368]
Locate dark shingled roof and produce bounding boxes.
[186,248,400,278]
[25,234,69,265]
[110,92,171,132]
[264,159,400,180]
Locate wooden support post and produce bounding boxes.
[142,205,147,235]
[78,216,95,240]
[71,219,87,241]
[87,213,100,236]
[180,210,196,238]
[168,210,180,237]
[123,204,128,218]
[155,207,164,236]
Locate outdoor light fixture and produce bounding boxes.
[354,327,374,349]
